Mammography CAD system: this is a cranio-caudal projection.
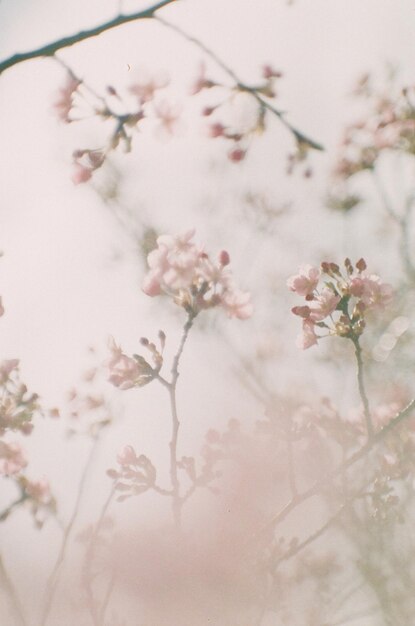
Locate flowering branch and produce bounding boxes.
[0,0,179,76]
[156,15,324,152]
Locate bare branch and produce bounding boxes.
[0,0,179,76]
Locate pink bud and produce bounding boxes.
[219,250,230,266]
[228,147,246,163]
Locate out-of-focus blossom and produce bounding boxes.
[0,441,27,475]
[129,72,169,104]
[71,149,105,185]
[349,274,393,311]
[53,74,80,123]
[0,359,19,383]
[153,100,182,139]
[24,478,52,505]
[107,446,157,501]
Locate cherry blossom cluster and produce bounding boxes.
[53,69,180,184]
[107,445,158,502]
[192,62,283,163]
[142,229,253,319]
[287,258,393,349]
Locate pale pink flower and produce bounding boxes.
[0,297,4,317]
[309,290,340,322]
[296,319,318,350]
[287,265,320,296]
[0,441,27,475]
[349,274,393,310]
[142,270,163,297]
[153,100,182,139]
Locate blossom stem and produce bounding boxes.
[166,313,195,529]
[351,336,373,440]
[0,555,27,626]
[39,436,101,626]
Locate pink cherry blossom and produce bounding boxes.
[349,274,393,310]
[220,288,253,319]
[287,265,320,296]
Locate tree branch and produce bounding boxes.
[0,0,179,76]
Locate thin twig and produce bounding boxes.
[351,336,373,439]
[84,485,116,626]
[156,16,324,151]
[0,555,27,626]
[39,438,101,626]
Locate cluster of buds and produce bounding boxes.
[287,258,393,349]
[106,331,165,391]
[107,445,157,502]
[142,229,253,320]
[53,69,180,184]
[191,62,283,163]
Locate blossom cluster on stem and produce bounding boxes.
[287,258,393,349]
[142,229,253,320]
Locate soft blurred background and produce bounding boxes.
[0,1,414,624]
